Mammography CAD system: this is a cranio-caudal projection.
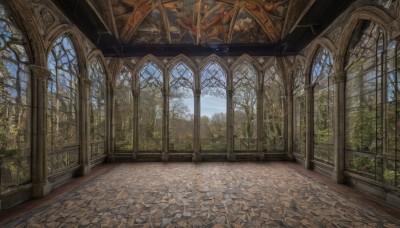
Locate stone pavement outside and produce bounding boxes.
[2,162,400,227]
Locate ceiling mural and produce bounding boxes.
[110,0,289,45]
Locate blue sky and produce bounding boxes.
[182,95,226,118]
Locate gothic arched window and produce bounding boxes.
[114,66,133,151]
[0,3,31,190]
[88,57,106,159]
[200,61,227,151]
[233,61,257,151]
[293,64,306,157]
[47,35,79,173]
[138,61,163,151]
[312,47,334,164]
[264,65,285,152]
[169,62,194,151]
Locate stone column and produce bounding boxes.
[30,65,52,197]
[257,87,265,161]
[132,89,139,160]
[193,89,201,162]
[332,72,345,183]
[162,88,169,161]
[78,79,91,176]
[107,77,114,162]
[227,89,236,161]
[287,92,294,160]
[305,84,313,169]
[108,83,116,162]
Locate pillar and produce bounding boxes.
[30,65,52,197]
[227,89,236,161]
[132,89,138,160]
[193,89,201,161]
[162,88,169,161]
[305,84,313,169]
[78,79,91,176]
[257,87,265,161]
[332,72,345,183]
[287,93,294,161]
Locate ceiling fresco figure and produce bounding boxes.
[110,0,289,45]
[200,2,235,44]
[132,8,169,44]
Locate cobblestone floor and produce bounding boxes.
[3,163,400,227]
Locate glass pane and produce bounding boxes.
[139,61,163,151]
[47,35,79,174]
[233,61,257,151]
[88,58,106,158]
[169,62,194,151]
[0,3,31,191]
[114,66,133,150]
[200,61,227,151]
[312,47,334,164]
[264,65,284,152]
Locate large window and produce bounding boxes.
[233,61,257,151]
[293,64,306,157]
[47,35,79,174]
[200,61,227,152]
[345,20,399,187]
[312,47,334,164]
[169,62,194,151]
[263,65,285,152]
[0,4,31,191]
[114,66,133,151]
[138,61,163,151]
[88,58,106,159]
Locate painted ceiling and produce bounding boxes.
[109,0,289,45]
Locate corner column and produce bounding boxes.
[193,89,201,161]
[332,72,346,183]
[162,88,169,161]
[287,93,294,161]
[305,84,313,169]
[257,87,265,161]
[227,89,236,161]
[30,65,52,197]
[78,79,91,176]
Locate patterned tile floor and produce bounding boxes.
[2,162,400,227]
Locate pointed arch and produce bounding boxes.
[166,54,197,81]
[199,55,228,152]
[262,58,286,152]
[305,37,336,85]
[88,55,107,158]
[46,24,88,81]
[0,1,33,190]
[336,7,394,73]
[136,55,164,151]
[3,0,45,65]
[199,54,229,77]
[134,54,165,78]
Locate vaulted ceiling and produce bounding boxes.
[52,0,355,56]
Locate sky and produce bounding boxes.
[182,95,226,118]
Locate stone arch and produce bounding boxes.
[3,0,46,66]
[199,54,229,76]
[199,54,229,91]
[166,54,197,76]
[134,54,165,91]
[46,24,88,80]
[304,37,336,85]
[88,50,110,84]
[231,54,262,91]
[336,6,394,73]
[165,54,197,91]
[108,58,124,88]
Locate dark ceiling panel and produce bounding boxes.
[51,0,355,57]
